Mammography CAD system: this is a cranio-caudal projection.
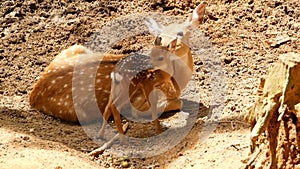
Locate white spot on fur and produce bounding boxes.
[115,72,123,81]
[64,84,68,88]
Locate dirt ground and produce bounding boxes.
[1,0,300,168]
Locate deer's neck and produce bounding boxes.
[174,43,193,72]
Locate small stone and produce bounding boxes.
[271,35,291,48]
[22,136,30,141]
[239,34,246,38]
[107,157,113,163]
[223,57,234,64]
[121,161,129,168]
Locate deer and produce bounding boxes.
[29,1,207,138]
[29,45,181,123]
[98,2,207,140]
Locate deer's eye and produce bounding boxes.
[154,36,162,45]
[158,55,164,61]
[177,31,184,37]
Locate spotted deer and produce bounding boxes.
[98,45,180,138]
[29,1,207,134]
[98,2,207,139]
[29,45,181,122]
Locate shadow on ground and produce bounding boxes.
[0,97,249,160]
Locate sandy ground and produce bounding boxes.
[1,0,299,168]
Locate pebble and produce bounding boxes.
[107,157,113,162]
[121,161,129,168]
[22,136,30,141]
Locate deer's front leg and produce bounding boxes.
[110,102,128,144]
[98,95,113,139]
[149,89,161,134]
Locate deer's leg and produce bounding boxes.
[109,78,131,143]
[111,102,127,143]
[150,89,161,134]
[98,95,113,138]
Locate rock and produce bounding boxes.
[121,161,129,168]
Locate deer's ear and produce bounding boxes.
[145,18,164,36]
[181,31,191,45]
[168,39,177,51]
[187,1,207,27]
